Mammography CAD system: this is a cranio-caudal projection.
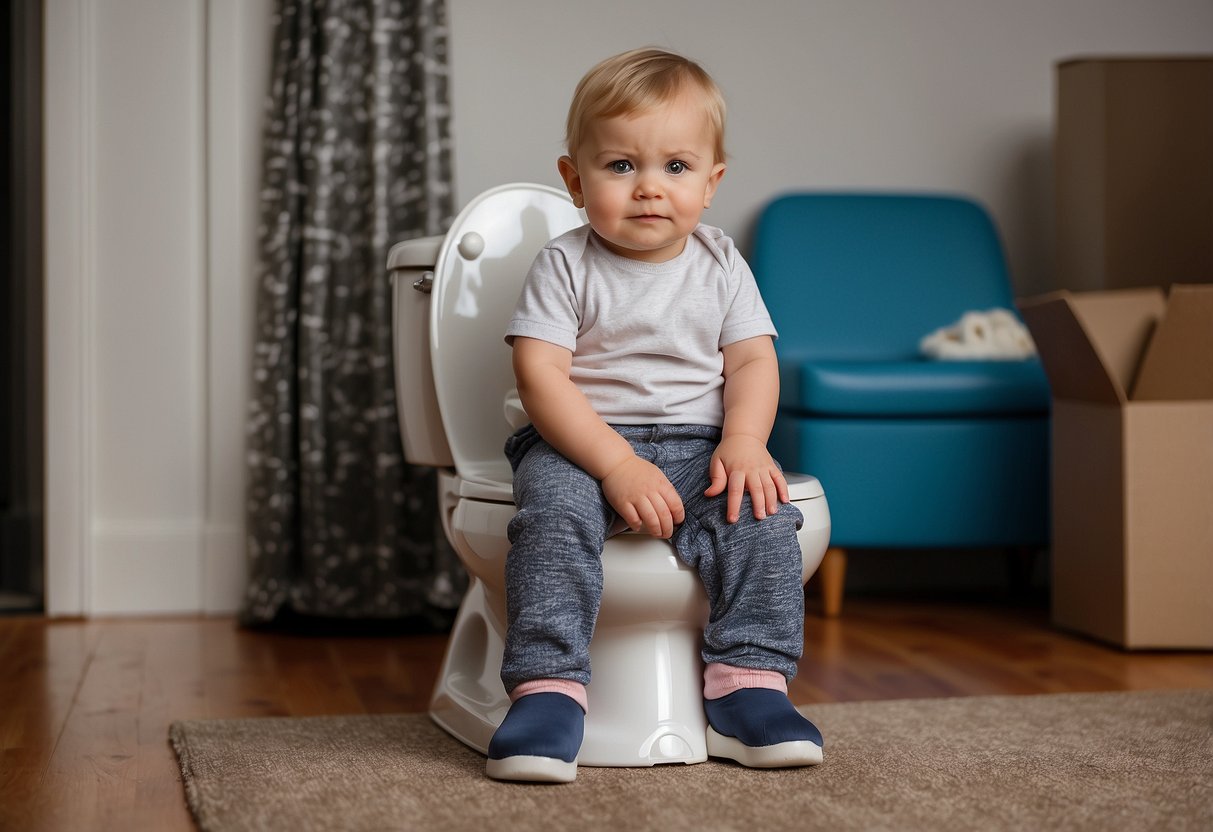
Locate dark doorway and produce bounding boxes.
[1,0,44,614]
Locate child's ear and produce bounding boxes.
[703,162,726,209]
[557,156,584,209]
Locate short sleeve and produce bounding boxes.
[504,245,580,351]
[719,253,778,348]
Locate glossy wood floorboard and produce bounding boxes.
[2,598,1210,831]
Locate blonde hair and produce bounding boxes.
[565,48,727,163]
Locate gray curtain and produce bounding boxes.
[241,0,464,627]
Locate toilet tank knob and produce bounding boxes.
[458,231,485,260]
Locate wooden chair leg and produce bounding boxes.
[818,547,847,618]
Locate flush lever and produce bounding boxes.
[412,271,434,294]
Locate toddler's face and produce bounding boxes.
[559,91,725,263]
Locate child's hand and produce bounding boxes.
[705,435,790,523]
[602,457,686,539]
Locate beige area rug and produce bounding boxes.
[170,689,1213,832]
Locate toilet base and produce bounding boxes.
[428,579,510,756]
[581,623,708,766]
[429,578,710,767]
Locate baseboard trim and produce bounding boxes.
[91,523,203,615]
[88,522,248,615]
[203,524,247,614]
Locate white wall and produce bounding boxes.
[43,0,1213,615]
[44,0,272,615]
[448,0,1213,296]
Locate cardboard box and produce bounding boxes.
[1019,284,1213,648]
[1056,57,1213,292]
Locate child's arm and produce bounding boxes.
[513,336,685,538]
[706,335,790,523]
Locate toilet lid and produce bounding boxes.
[430,183,584,493]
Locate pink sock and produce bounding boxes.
[510,678,589,713]
[703,662,788,700]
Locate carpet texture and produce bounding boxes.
[170,689,1213,831]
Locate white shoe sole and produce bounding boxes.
[706,726,824,768]
[486,754,577,783]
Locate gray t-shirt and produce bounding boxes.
[505,223,777,427]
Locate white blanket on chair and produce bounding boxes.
[920,308,1037,360]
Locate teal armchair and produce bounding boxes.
[751,193,1050,615]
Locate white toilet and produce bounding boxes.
[387,183,831,767]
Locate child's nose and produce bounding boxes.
[633,170,663,198]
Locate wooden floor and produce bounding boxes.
[2,598,1211,831]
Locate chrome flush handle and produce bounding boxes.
[412,271,434,294]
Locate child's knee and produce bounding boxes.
[508,481,610,547]
[721,508,803,564]
[708,494,800,535]
[511,496,602,535]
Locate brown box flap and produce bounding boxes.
[1018,289,1167,403]
[1132,284,1213,401]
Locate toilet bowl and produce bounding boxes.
[388,183,831,767]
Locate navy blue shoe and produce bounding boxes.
[704,688,824,767]
[486,692,584,783]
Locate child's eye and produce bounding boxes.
[665,160,688,175]
[608,160,634,174]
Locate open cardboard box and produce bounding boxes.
[1018,284,1213,649]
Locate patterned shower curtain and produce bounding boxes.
[241,0,464,627]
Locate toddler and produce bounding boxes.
[489,47,823,783]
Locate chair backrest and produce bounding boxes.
[751,193,1017,361]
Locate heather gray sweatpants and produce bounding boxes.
[500,423,805,694]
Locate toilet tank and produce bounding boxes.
[388,234,453,467]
